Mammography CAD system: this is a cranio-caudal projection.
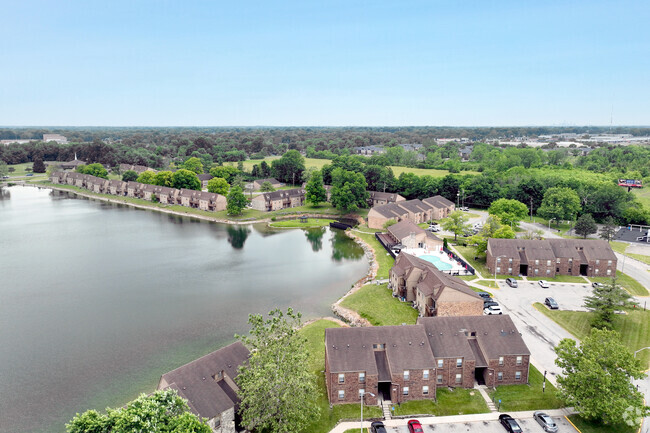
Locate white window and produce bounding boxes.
[535,259,539,265]
[359,372,365,383]
[437,375,443,384]
[497,257,502,263]
[496,266,501,273]
[403,370,410,380]
[509,258,513,263]
[595,268,599,275]
[596,259,600,265]
[437,359,443,368]
[546,269,551,275]
[607,269,612,276]
[422,385,429,395]
[497,372,503,381]
[423,369,429,380]
[455,374,462,384]
[338,373,345,383]
[359,389,364,398]
[498,356,504,366]
[338,390,345,399]
[515,371,522,380]
[608,260,612,265]
[403,386,409,395]
[456,358,463,367]
[547,260,551,266]
[556,258,561,264]
[516,356,522,365]
[535,268,539,275]
[508,267,512,273]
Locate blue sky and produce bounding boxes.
[1,1,648,126]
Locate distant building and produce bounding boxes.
[367,191,405,207]
[251,178,284,191]
[43,134,68,144]
[367,195,454,229]
[353,145,385,156]
[250,188,305,211]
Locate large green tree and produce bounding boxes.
[441,210,472,241]
[153,170,174,187]
[537,187,581,225]
[210,165,240,183]
[554,329,648,425]
[172,169,201,190]
[121,170,138,182]
[574,213,598,238]
[599,216,618,242]
[488,198,529,229]
[182,156,204,174]
[305,170,327,206]
[136,170,157,185]
[66,389,211,433]
[329,167,369,213]
[226,185,247,215]
[32,156,46,173]
[77,163,109,179]
[0,160,8,178]
[583,278,637,329]
[469,215,516,254]
[271,150,305,184]
[259,181,275,192]
[236,309,319,433]
[207,177,229,195]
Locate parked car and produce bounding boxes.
[533,411,559,432]
[505,277,518,288]
[25,173,34,176]
[477,292,491,299]
[538,280,549,288]
[484,300,499,308]
[544,297,559,310]
[407,419,424,433]
[371,421,387,433]
[461,206,469,211]
[592,282,604,288]
[484,305,503,315]
[499,414,523,433]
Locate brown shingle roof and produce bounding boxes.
[388,220,425,240]
[369,191,404,203]
[423,195,454,209]
[371,202,409,218]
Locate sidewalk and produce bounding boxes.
[328,407,577,433]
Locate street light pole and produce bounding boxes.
[360,391,375,433]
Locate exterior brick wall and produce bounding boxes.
[487,355,530,387]
[433,357,474,388]
[588,259,616,277]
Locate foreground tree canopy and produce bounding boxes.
[554,329,648,425]
[236,308,319,433]
[66,389,211,433]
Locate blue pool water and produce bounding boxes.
[419,254,453,270]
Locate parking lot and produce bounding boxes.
[375,413,580,433]
[495,279,594,312]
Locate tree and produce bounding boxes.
[153,170,174,187]
[172,169,201,190]
[136,170,157,185]
[122,170,138,182]
[537,187,581,226]
[329,168,369,213]
[207,177,229,195]
[236,309,319,433]
[488,198,528,229]
[260,160,271,177]
[271,150,305,184]
[469,215,516,254]
[0,160,8,178]
[583,278,637,329]
[305,170,327,206]
[554,329,647,425]
[210,165,240,183]
[66,389,211,433]
[574,213,598,238]
[600,216,618,242]
[226,185,247,215]
[78,163,109,179]
[32,156,46,173]
[259,181,275,192]
[441,210,472,241]
[182,156,204,174]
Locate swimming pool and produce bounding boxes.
[419,254,453,270]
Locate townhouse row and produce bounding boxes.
[50,172,226,212]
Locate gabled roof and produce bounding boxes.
[488,239,617,263]
[255,178,283,185]
[368,191,404,203]
[370,202,409,218]
[422,195,454,209]
[262,188,305,202]
[388,220,425,240]
[396,199,429,214]
[159,341,249,419]
[197,174,213,181]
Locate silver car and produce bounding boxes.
[533,411,559,432]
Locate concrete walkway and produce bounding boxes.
[328,407,577,433]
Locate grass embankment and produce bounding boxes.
[609,240,629,254]
[269,218,335,228]
[352,230,395,280]
[487,365,563,412]
[340,283,418,326]
[475,280,498,289]
[568,415,638,433]
[528,275,587,283]
[632,187,650,209]
[589,270,648,296]
[533,303,650,369]
[628,253,650,265]
[392,387,489,417]
[299,320,382,433]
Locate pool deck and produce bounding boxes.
[401,247,467,273]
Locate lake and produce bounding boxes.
[0,186,368,433]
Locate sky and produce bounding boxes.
[1,0,648,126]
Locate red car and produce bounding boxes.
[407,419,424,433]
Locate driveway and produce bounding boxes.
[383,415,579,433]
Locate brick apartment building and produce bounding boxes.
[325,316,530,405]
[367,195,455,229]
[486,239,617,278]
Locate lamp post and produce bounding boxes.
[494,255,507,287]
[634,347,650,357]
[548,218,556,230]
[360,391,375,433]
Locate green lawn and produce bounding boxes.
[568,415,638,433]
[269,218,335,228]
[531,216,574,232]
[453,245,512,280]
[392,387,489,417]
[609,240,629,254]
[340,283,418,326]
[632,186,650,209]
[353,231,395,279]
[469,287,493,296]
[487,365,564,412]
[475,280,499,289]
[628,253,650,265]
[533,303,650,369]
[528,275,587,283]
[589,270,648,296]
[299,320,382,433]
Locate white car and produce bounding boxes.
[483,305,503,315]
[538,280,550,288]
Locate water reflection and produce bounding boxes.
[0,187,10,202]
[331,229,364,261]
[226,225,251,249]
[304,227,326,252]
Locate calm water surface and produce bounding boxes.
[0,186,367,433]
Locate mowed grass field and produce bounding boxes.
[632,187,650,209]
[229,157,478,178]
